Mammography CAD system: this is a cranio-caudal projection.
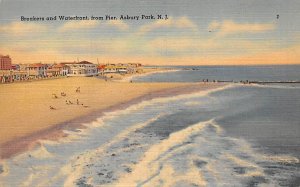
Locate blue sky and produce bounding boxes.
[0,0,299,65]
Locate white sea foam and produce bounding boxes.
[29,145,54,159]
[111,119,298,186]
[248,83,300,89]
[265,155,299,164]
[112,119,216,186]
[55,113,166,187]
[117,69,180,82]
[184,101,201,106]
[0,161,9,177]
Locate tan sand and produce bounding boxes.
[0,77,223,158]
[103,67,171,81]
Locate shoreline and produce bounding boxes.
[0,81,225,160]
[116,68,180,82]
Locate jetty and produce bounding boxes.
[249,81,300,84]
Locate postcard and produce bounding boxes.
[0,0,299,186]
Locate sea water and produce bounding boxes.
[0,66,299,186]
[134,65,300,83]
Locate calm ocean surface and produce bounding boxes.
[1,65,299,186]
[135,65,300,83]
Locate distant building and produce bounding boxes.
[127,63,143,74]
[63,61,98,77]
[19,64,28,71]
[103,64,117,73]
[103,64,128,74]
[11,64,20,71]
[0,70,28,83]
[46,63,70,77]
[97,64,106,75]
[26,63,47,78]
[0,55,12,70]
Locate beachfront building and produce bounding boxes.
[63,61,98,77]
[46,63,70,77]
[116,63,128,74]
[127,63,143,74]
[103,64,128,74]
[103,64,117,73]
[19,64,28,71]
[0,55,12,70]
[0,70,13,83]
[97,64,106,75]
[0,70,28,83]
[11,64,20,71]
[26,63,48,78]
[13,70,28,81]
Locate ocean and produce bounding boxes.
[1,65,300,187]
[134,65,300,83]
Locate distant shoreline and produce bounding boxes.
[117,68,180,82]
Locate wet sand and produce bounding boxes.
[0,77,223,159]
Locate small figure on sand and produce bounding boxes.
[61,92,66,97]
[68,100,73,104]
[76,87,81,93]
[65,100,69,105]
[77,99,79,105]
[49,106,56,110]
[81,103,89,108]
[52,94,58,99]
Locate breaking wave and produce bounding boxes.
[0,83,299,187]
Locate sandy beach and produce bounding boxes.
[0,77,223,159]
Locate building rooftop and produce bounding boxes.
[78,61,93,64]
[28,63,46,68]
[61,61,94,65]
[52,64,67,68]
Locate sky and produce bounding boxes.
[0,0,299,65]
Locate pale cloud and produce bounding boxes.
[0,22,47,36]
[208,20,276,36]
[137,16,198,35]
[53,37,136,56]
[1,17,296,66]
[91,38,131,53]
[0,45,63,64]
[146,35,277,56]
[147,37,218,52]
[176,17,198,30]
[106,20,129,31]
[208,20,221,31]
[58,20,99,32]
[58,19,129,32]
[3,41,299,65]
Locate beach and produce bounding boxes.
[0,77,222,159]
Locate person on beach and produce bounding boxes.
[49,106,56,110]
[77,99,79,105]
[69,100,73,104]
[76,87,80,93]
